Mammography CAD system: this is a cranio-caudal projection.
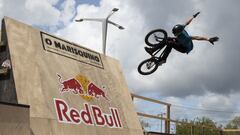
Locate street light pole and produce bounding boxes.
[157,113,166,133]
[75,8,124,55]
[161,113,163,133]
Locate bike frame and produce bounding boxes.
[151,44,167,61]
[151,37,176,61]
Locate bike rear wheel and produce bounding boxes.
[145,29,168,47]
[138,58,159,75]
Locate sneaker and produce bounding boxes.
[158,60,166,66]
[144,47,155,55]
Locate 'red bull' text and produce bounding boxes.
[54,98,123,128]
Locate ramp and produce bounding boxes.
[0,17,143,135]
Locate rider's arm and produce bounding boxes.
[184,17,194,26]
[191,36,219,45]
[184,12,200,26]
[191,36,209,41]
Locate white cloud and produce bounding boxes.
[0,0,61,26]
[25,0,61,25]
[56,5,103,52]
[56,0,148,57]
[0,0,78,28]
[59,0,76,25]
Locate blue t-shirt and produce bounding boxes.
[176,29,193,53]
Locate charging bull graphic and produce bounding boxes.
[57,73,108,101]
[57,74,83,94]
[88,83,108,100]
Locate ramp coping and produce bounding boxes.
[0,101,30,108]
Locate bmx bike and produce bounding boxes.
[138,29,171,75]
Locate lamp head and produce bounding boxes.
[112,8,119,12]
[118,26,124,30]
[75,19,84,22]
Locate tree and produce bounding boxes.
[225,116,240,129]
[224,116,240,135]
[176,117,220,135]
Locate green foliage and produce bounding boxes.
[225,116,240,129]
[176,117,221,135]
[224,116,240,135]
[139,116,240,135]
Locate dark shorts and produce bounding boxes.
[161,41,188,61]
[168,41,187,53]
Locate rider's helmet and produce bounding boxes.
[172,24,185,36]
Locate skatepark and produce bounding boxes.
[0,17,236,135]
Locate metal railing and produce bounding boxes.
[131,93,171,134]
[131,93,224,135]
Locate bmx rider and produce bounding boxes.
[144,12,219,65]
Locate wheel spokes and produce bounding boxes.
[149,32,165,44]
[146,61,155,69]
[138,58,159,75]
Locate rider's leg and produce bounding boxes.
[171,44,187,53]
[168,40,187,53]
[160,42,186,64]
[160,45,172,64]
[145,44,165,55]
[160,40,180,62]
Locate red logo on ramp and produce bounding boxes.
[57,73,108,101]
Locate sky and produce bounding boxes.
[0,0,240,131]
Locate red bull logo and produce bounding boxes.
[57,73,108,101]
[54,74,123,128]
[54,98,122,128]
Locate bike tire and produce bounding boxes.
[138,58,159,75]
[145,29,168,47]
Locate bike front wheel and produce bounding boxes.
[138,58,159,75]
[145,29,168,47]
